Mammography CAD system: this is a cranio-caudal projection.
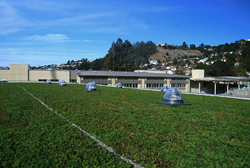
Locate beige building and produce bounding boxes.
[1,64,250,97]
[190,69,250,96]
[78,70,190,91]
[0,64,78,83]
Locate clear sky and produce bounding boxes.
[0,0,249,67]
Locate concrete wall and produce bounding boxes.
[29,70,70,82]
[192,69,204,79]
[190,81,214,93]
[70,71,78,81]
[0,70,10,81]
[9,64,29,81]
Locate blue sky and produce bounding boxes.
[0,0,249,67]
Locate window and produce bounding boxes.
[172,83,186,88]
[123,83,137,88]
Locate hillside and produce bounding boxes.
[149,46,203,62]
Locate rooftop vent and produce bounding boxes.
[59,80,66,86]
[84,81,97,91]
[45,79,51,84]
[160,85,169,93]
[156,87,191,107]
[116,83,123,88]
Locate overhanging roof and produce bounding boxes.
[78,70,190,78]
[191,76,250,82]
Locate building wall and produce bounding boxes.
[192,69,204,79]
[29,70,70,82]
[190,81,214,93]
[70,71,78,82]
[9,64,29,81]
[0,70,10,81]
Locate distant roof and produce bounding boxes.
[147,69,161,71]
[78,70,190,78]
[191,76,250,82]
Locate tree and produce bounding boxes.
[239,43,250,71]
[78,60,90,70]
[173,58,177,65]
[91,58,104,70]
[199,43,204,48]
[189,44,196,50]
[182,41,188,48]
[103,38,135,71]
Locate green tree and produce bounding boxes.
[239,43,250,71]
[173,58,177,65]
[189,44,196,49]
[182,41,188,48]
[103,38,135,71]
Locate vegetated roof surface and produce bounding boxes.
[1,83,249,167]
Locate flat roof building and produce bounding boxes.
[1,64,250,97]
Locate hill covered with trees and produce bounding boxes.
[40,38,250,77]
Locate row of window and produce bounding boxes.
[38,79,59,82]
[171,83,186,88]
[146,84,164,88]
[123,84,138,88]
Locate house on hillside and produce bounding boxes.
[150,60,158,65]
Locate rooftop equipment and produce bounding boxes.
[59,80,66,86]
[116,83,123,88]
[45,79,51,84]
[156,87,191,107]
[84,81,97,91]
[161,85,169,92]
[92,81,96,86]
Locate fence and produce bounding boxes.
[229,87,250,97]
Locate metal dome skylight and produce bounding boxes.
[161,85,169,92]
[84,82,97,91]
[92,81,96,86]
[45,79,51,84]
[116,83,123,88]
[59,80,66,86]
[156,87,191,107]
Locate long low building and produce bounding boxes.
[78,70,190,91]
[1,64,250,97]
[0,64,190,91]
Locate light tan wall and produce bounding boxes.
[186,79,190,92]
[9,64,29,81]
[29,70,70,82]
[77,76,81,83]
[164,78,169,87]
[0,70,10,81]
[192,69,204,79]
[138,77,146,88]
